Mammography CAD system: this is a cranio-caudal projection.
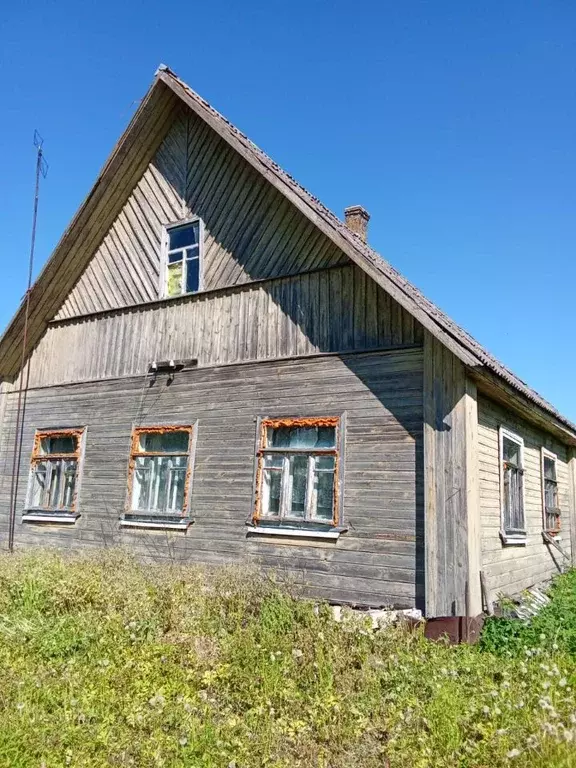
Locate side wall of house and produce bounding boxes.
[0,349,424,609]
[478,394,573,597]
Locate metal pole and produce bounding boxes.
[7,134,46,552]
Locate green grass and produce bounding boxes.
[0,551,575,767]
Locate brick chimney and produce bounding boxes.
[344,205,370,242]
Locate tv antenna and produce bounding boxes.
[7,131,49,552]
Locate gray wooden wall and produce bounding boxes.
[0,349,424,609]
[478,395,572,596]
[55,106,347,321]
[21,264,422,389]
[423,333,481,617]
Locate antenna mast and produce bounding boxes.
[7,131,48,552]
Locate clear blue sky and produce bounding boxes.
[1,1,575,419]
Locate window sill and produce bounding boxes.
[22,511,80,524]
[249,525,343,540]
[119,515,193,531]
[500,531,527,546]
[542,531,562,542]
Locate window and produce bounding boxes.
[542,449,561,535]
[24,428,85,523]
[123,426,193,529]
[162,220,202,298]
[499,428,525,542]
[254,417,341,531]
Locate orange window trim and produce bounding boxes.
[31,428,85,462]
[254,416,340,524]
[126,425,193,516]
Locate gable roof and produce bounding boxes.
[2,65,575,441]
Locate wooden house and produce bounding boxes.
[0,66,574,623]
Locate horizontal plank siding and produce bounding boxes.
[0,350,424,609]
[19,265,423,389]
[478,395,573,596]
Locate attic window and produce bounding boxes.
[162,220,202,298]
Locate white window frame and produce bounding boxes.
[541,448,561,536]
[499,426,526,545]
[160,217,204,299]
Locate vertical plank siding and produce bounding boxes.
[19,265,423,389]
[423,333,481,617]
[55,107,348,322]
[0,350,424,609]
[478,395,573,596]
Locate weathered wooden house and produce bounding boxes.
[0,66,574,624]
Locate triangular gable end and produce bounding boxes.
[1,65,575,441]
[54,105,348,321]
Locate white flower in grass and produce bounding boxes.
[496,728,507,736]
[542,681,551,690]
[179,737,188,746]
[552,643,559,651]
[482,706,490,715]
[292,648,303,659]
[491,690,499,698]
[494,707,502,716]
[559,678,567,687]
[16,703,24,711]
[502,681,510,689]
[507,748,521,758]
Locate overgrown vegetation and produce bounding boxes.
[0,551,574,767]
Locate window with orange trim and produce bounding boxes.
[126,427,193,521]
[254,417,341,526]
[25,428,85,522]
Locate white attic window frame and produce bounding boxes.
[160,217,204,299]
[498,426,526,546]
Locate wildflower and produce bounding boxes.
[482,706,490,715]
[490,690,499,698]
[507,749,521,759]
[542,681,551,690]
[496,728,508,736]
[516,700,525,709]
[494,707,502,716]
[553,643,559,651]
[540,634,546,641]
[179,737,188,746]
[16,703,24,711]
[502,681,510,689]
[292,648,303,659]
[559,678,567,687]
